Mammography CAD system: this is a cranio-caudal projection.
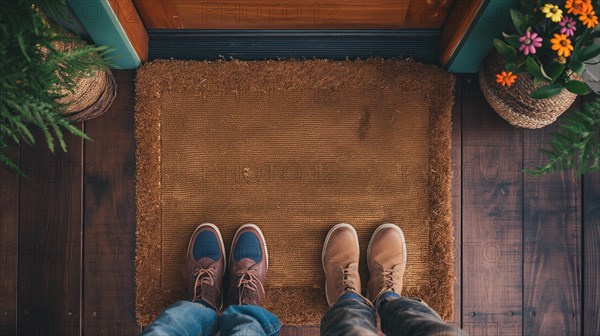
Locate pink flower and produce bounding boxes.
[559,16,577,37]
[519,31,543,55]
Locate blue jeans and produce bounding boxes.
[321,293,467,336]
[141,301,281,336]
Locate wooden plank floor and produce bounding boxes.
[0,70,598,336]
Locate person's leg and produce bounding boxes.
[320,292,378,336]
[220,224,281,336]
[220,305,281,336]
[377,294,466,336]
[320,223,377,336]
[367,223,467,336]
[142,223,226,335]
[141,300,218,335]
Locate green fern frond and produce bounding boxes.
[526,97,600,176]
[0,0,110,172]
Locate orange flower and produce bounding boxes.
[496,71,517,87]
[580,10,599,28]
[550,33,574,57]
[566,0,591,15]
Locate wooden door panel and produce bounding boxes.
[133,0,455,29]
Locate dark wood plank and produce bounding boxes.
[0,150,19,335]
[584,170,600,336]
[523,102,582,336]
[461,75,523,335]
[583,99,600,336]
[451,74,462,328]
[18,128,83,335]
[82,70,139,335]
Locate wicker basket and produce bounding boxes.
[479,51,577,129]
[54,40,117,122]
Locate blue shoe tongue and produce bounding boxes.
[193,230,221,261]
[234,231,262,263]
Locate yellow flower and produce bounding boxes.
[542,3,564,22]
[580,10,599,28]
[566,0,592,15]
[496,71,517,87]
[550,34,574,57]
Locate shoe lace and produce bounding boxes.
[341,267,358,292]
[236,268,264,304]
[381,268,401,292]
[192,267,216,302]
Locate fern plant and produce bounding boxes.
[527,97,600,175]
[0,0,110,172]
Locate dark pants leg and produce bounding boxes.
[379,297,467,336]
[320,292,378,336]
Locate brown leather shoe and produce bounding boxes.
[367,223,407,303]
[186,223,226,310]
[227,224,268,306]
[322,223,364,306]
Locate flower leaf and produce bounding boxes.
[565,80,592,95]
[502,32,522,49]
[541,61,565,82]
[568,61,585,75]
[510,9,527,35]
[530,83,564,99]
[574,29,591,52]
[526,57,551,82]
[534,77,549,86]
[494,38,517,61]
[574,44,600,62]
[525,14,538,26]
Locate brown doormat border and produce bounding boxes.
[135,59,455,325]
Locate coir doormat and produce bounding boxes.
[135,59,455,325]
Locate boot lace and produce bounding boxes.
[381,268,401,292]
[192,267,216,302]
[236,269,264,304]
[341,267,358,292]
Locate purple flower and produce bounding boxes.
[519,31,543,55]
[559,16,577,37]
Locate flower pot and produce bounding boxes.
[479,51,577,129]
[55,39,117,122]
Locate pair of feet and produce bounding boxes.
[186,223,268,310]
[322,223,407,306]
[187,222,407,310]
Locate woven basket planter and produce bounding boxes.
[479,52,577,129]
[55,40,117,122]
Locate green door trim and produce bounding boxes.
[447,0,519,73]
[67,0,140,69]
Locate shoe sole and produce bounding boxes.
[186,222,226,310]
[322,223,359,306]
[230,223,269,269]
[366,223,407,275]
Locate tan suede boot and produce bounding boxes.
[322,223,366,306]
[367,223,407,304]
